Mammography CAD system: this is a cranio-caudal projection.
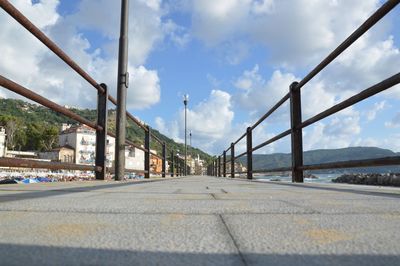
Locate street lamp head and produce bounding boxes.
[183,94,189,106]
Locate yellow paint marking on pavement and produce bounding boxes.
[305,229,351,245]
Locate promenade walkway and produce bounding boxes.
[0,176,399,265]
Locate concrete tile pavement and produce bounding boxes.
[0,176,399,265]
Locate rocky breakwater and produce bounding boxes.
[332,173,400,187]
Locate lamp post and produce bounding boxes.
[183,94,189,176]
[115,0,129,181]
[189,130,192,175]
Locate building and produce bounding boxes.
[59,124,115,167]
[193,154,206,175]
[59,124,157,172]
[38,146,75,163]
[151,154,162,173]
[125,146,145,170]
[0,127,6,157]
[6,150,37,159]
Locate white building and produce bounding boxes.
[125,146,145,170]
[59,124,147,170]
[0,127,6,157]
[59,124,115,167]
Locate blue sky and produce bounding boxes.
[0,0,399,155]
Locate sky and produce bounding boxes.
[0,0,399,156]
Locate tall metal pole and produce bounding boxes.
[183,94,188,176]
[115,0,129,181]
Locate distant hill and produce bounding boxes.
[0,98,212,163]
[238,147,400,173]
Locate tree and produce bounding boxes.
[5,120,17,150]
[42,125,59,151]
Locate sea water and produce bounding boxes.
[255,173,341,184]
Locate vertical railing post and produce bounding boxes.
[180,159,183,176]
[177,158,180,176]
[162,142,166,178]
[214,160,217,176]
[170,151,174,177]
[230,143,235,178]
[246,127,253,179]
[95,83,108,180]
[179,159,182,176]
[218,156,221,177]
[223,150,226,177]
[144,126,151,178]
[290,82,304,183]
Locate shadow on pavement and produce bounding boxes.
[0,243,398,266]
[0,178,174,203]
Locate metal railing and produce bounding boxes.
[209,0,400,182]
[0,1,189,179]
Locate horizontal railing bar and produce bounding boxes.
[126,111,148,131]
[0,1,150,136]
[251,92,290,130]
[107,168,148,174]
[234,132,247,145]
[296,0,400,91]
[150,132,163,145]
[252,129,291,152]
[299,156,400,171]
[107,95,149,132]
[252,167,292,173]
[0,0,105,94]
[234,171,247,174]
[150,171,163,175]
[150,152,163,160]
[124,169,148,174]
[0,75,102,131]
[300,73,400,129]
[235,151,247,160]
[226,146,231,152]
[0,157,101,172]
[107,132,148,153]
[126,141,148,153]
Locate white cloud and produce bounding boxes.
[321,35,400,96]
[232,65,338,122]
[384,112,400,128]
[0,0,59,86]
[0,0,168,110]
[155,90,234,154]
[163,19,191,48]
[303,111,361,151]
[128,66,160,109]
[366,101,386,121]
[185,0,385,66]
[191,0,251,46]
[233,66,294,119]
[72,0,164,66]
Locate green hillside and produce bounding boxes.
[0,98,212,163]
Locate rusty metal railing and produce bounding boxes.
[0,1,188,179]
[209,0,400,182]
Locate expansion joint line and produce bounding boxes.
[218,214,248,266]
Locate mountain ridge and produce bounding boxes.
[238,146,400,173]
